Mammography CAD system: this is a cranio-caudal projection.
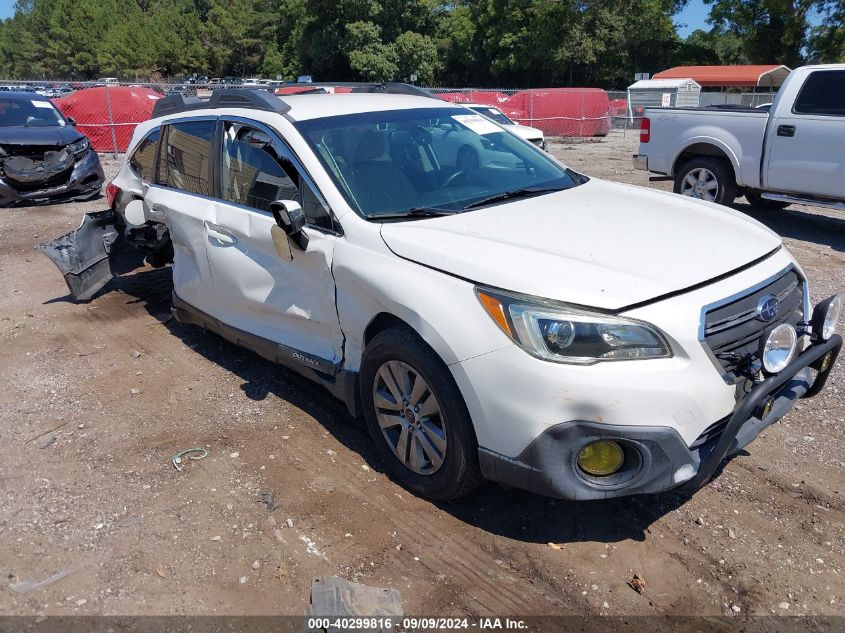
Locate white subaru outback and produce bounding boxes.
[41,84,842,501]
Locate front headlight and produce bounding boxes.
[68,137,90,158]
[812,295,841,341]
[476,287,672,364]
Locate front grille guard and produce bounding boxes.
[678,334,842,493]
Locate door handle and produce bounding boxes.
[777,125,795,137]
[205,224,238,245]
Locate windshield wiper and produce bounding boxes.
[370,207,459,221]
[462,186,567,210]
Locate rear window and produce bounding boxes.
[157,120,213,195]
[794,70,845,116]
[128,129,160,182]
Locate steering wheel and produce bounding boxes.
[443,170,468,188]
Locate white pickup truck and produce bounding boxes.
[633,64,845,210]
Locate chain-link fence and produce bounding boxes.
[428,87,635,138]
[0,79,782,154]
[0,80,204,154]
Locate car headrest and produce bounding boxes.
[355,131,387,162]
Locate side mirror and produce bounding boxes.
[269,200,308,251]
[67,116,76,126]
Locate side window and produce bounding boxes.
[157,120,214,194]
[128,129,160,181]
[220,121,332,229]
[794,71,845,116]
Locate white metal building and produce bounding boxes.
[627,78,702,114]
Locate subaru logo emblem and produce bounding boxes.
[756,294,779,322]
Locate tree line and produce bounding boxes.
[0,0,842,87]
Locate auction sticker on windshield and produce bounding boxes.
[31,100,55,109]
[453,114,501,135]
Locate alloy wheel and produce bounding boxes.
[681,167,719,201]
[372,360,447,475]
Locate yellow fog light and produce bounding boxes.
[578,441,625,477]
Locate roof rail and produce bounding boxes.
[285,82,437,98]
[151,82,438,118]
[151,89,291,118]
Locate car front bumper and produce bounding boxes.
[0,149,104,206]
[475,333,841,500]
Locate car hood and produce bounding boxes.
[379,179,782,310]
[507,124,543,141]
[0,125,84,147]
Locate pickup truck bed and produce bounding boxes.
[634,64,845,210]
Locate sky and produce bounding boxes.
[0,0,12,21]
[675,1,712,38]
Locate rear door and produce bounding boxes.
[144,118,217,314]
[764,69,845,199]
[203,118,343,368]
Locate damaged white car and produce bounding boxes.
[40,85,842,501]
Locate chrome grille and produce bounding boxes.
[702,268,804,373]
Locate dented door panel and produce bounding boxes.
[204,199,343,365]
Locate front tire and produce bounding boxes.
[674,157,737,205]
[360,326,482,501]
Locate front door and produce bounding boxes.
[203,119,344,367]
[764,69,845,199]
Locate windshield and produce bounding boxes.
[469,106,514,126]
[0,98,65,127]
[295,107,582,218]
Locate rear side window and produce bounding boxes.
[157,120,214,194]
[128,129,160,181]
[794,71,845,116]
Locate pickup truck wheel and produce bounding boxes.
[674,157,737,205]
[360,326,483,501]
[744,191,791,210]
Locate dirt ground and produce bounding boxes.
[1,133,843,622]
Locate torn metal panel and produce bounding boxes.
[37,210,146,301]
[306,576,402,632]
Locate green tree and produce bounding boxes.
[704,0,838,67]
[261,41,286,78]
[300,0,381,80]
[0,1,48,78]
[277,0,309,78]
[680,28,749,65]
[204,0,277,76]
[434,1,477,85]
[393,30,439,83]
[806,1,845,62]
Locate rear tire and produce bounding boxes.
[744,191,791,210]
[360,326,483,501]
[674,157,737,206]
